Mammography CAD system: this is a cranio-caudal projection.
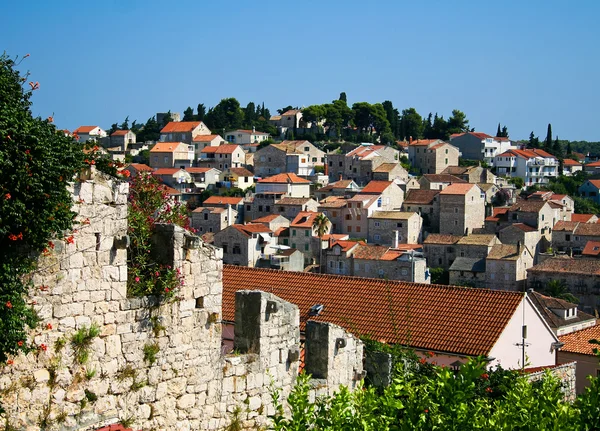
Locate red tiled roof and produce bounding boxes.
[252,214,282,223]
[582,240,600,256]
[153,167,211,175]
[528,257,600,275]
[563,159,581,166]
[585,162,600,168]
[497,148,556,160]
[346,145,385,158]
[290,211,320,228]
[160,121,201,133]
[232,223,272,236]
[439,183,477,195]
[276,197,313,206]
[110,129,129,136]
[373,163,400,173]
[258,173,311,184]
[587,179,600,188]
[222,266,525,357]
[127,163,153,172]
[193,134,221,142]
[352,245,400,261]
[408,139,442,146]
[330,240,363,252]
[421,174,466,184]
[559,325,600,356]
[360,180,392,194]
[571,214,595,223]
[150,142,187,152]
[74,126,99,134]
[509,223,537,233]
[202,196,244,205]
[228,167,253,177]
[201,144,240,154]
[232,129,269,135]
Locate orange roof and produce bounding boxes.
[585,161,600,167]
[193,134,221,142]
[563,159,581,166]
[110,129,129,136]
[290,211,320,228]
[330,240,363,252]
[222,266,525,357]
[571,214,595,223]
[150,142,187,152]
[497,148,556,160]
[233,223,272,236]
[228,167,253,177]
[346,145,385,158]
[408,139,441,146]
[160,121,201,133]
[587,180,600,188]
[74,126,99,134]
[201,144,240,154]
[152,167,211,175]
[203,196,243,206]
[252,214,282,223]
[360,180,392,194]
[231,129,269,135]
[258,173,311,184]
[559,325,600,356]
[439,183,477,195]
[127,163,153,172]
[582,240,600,257]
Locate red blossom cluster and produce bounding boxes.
[8,232,23,241]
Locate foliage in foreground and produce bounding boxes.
[270,350,600,431]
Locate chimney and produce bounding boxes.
[252,126,256,133]
[227,204,233,227]
[409,136,413,145]
[393,230,399,249]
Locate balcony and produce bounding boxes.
[270,254,290,269]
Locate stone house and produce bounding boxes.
[527,257,600,315]
[252,214,290,233]
[225,128,270,145]
[401,189,441,233]
[552,221,600,253]
[202,196,245,224]
[289,211,331,264]
[441,165,497,184]
[478,183,499,205]
[324,242,428,283]
[73,125,107,142]
[449,258,486,287]
[558,325,600,393]
[407,139,460,174]
[191,206,236,235]
[423,233,462,270]
[222,167,255,190]
[274,197,319,221]
[192,134,225,152]
[268,248,305,271]
[455,234,501,260]
[244,192,287,222]
[149,142,195,168]
[527,191,574,222]
[316,179,361,201]
[371,162,409,182]
[327,144,400,185]
[269,109,304,131]
[160,121,211,144]
[318,197,347,233]
[438,184,485,235]
[256,173,311,198]
[485,243,534,291]
[528,291,596,337]
[367,211,422,245]
[418,174,466,190]
[254,141,325,177]
[359,180,405,210]
[578,179,600,205]
[110,129,136,151]
[213,223,277,267]
[449,132,514,166]
[198,144,246,170]
[499,223,542,262]
[124,163,153,178]
[506,199,556,239]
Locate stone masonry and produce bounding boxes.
[0,173,363,431]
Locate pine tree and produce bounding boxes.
[545,123,552,151]
[566,141,572,156]
[501,125,508,138]
[496,123,502,137]
[553,135,562,158]
[339,92,347,103]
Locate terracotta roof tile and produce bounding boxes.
[251,214,281,223]
[351,244,390,260]
[153,167,211,175]
[360,180,392,194]
[232,223,272,236]
[582,240,600,256]
[160,121,202,133]
[421,174,466,184]
[528,257,600,276]
[571,214,595,223]
[74,126,99,134]
[222,266,525,356]
[330,240,363,252]
[369,211,415,220]
[277,197,313,206]
[423,234,461,245]
[372,163,400,173]
[574,223,600,236]
[439,183,477,195]
[201,144,240,154]
[127,163,153,172]
[457,234,497,246]
[110,129,129,136]
[559,325,600,356]
[150,142,188,153]
[441,166,469,175]
[230,129,269,135]
[504,223,537,233]
[290,211,320,228]
[408,139,443,146]
[318,180,355,192]
[509,199,548,213]
[202,196,243,206]
[346,145,385,159]
[228,167,253,177]
[258,173,311,184]
[487,244,521,260]
[193,134,221,142]
[528,291,595,331]
[404,189,439,205]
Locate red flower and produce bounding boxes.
[25,149,30,154]
[481,373,489,380]
[164,288,170,293]
[486,387,493,393]
[8,234,18,241]
[48,241,55,249]
[155,271,160,277]
[135,277,140,283]
[17,341,23,347]
[7,360,14,365]
[46,323,53,330]
[419,358,427,364]
[65,236,74,244]
[39,344,47,351]
[424,409,429,413]
[5,301,12,309]
[4,193,11,200]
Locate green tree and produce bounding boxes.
[107,122,119,135]
[0,53,85,364]
[204,98,244,131]
[566,141,572,156]
[544,280,579,304]
[382,100,400,139]
[277,105,294,115]
[136,116,161,142]
[446,109,470,135]
[545,123,553,151]
[496,123,502,137]
[422,113,434,139]
[431,113,449,140]
[501,125,509,138]
[399,107,423,140]
[529,131,540,148]
[161,110,173,127]
[553,135,563,159]
[339,92,347,103]
[324,100,353,139]
[312,214,330,273]
[302,104,327,125]
[197,103,206,121]
[244,102,257,127]
[119,116,129,130]
[182,106,195,121]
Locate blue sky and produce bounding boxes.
[2,0,599,141]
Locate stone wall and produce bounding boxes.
[0,175,363,431]
[527,362,577,402]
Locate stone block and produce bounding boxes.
[177,394,196,410]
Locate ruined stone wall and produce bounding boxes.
[527,362,577,402]
[0,175,363,431]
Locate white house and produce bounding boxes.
[494,148,558,187]
[450,132,515,166]
[225,128,270,145]
[255,173,312,198]
[73,126,107,142]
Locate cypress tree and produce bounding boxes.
[496,123,501,137]
[545,123,552,151]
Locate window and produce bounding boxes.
[329,161,333,166]
[339,161,343,167]
[445,158,448,164]
[542,214,545,221]
[347,226,352,232]
[445,149,448,154]
[233,244,241,254]
[356,215,361,221]
[266,206,270,212]
[304,244,309,251]
[365,263,371,272]
[312,157,317,162]
[292,243,296,248]
[374,234,381,241]
[512,214,518,221]
[283,238,288,245]
[460,252,465,257]
[304,147,310,151]
[401,268,408,276]
[204,213,208,220]
[454,220,458,226]
[292,229,297,236]
[378,269,385,277]
[374,221,380,227]
[377,197,382,208]
[259,205,263,212]
[338,261,344,269]
[454,207,459,213]
[345,214,352,220]
[222,244,228,253]
[246,205,251,211]
[279,207,284,212]
[332,211,337,217]
[305,230,309,237]
[356,226,361,232]
[329,261,334,268]
[566,234,571,241]
[447,247,453,253]
[397,222,403,228]
[438,258,442,265]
